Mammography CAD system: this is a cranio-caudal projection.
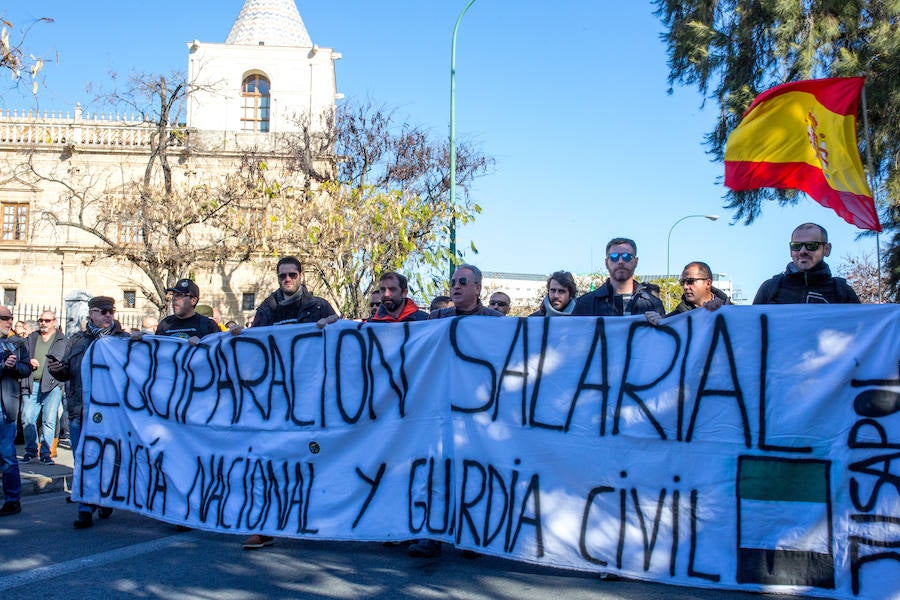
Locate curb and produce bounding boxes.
[8,444,75,498]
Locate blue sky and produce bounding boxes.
[2,1,880,301]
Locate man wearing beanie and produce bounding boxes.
[47,295,129,529]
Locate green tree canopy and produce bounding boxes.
[654,0,900,298]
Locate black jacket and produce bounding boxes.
[0,335,31,423]
[23,330,68,394]
[667,286,732,317]
[753,262,860,305]
[253,288,337,327]
[572,280,664,316]
[48,322,128,421]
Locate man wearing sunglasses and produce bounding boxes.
[428,264,503,319]
[667,262,732,316]
[249,256,337,328]
[21,311,68,464]
[754,223,860,304]
[47,295,129,528]
[0,305,32,516]
[573,237,664,316]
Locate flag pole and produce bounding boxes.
[860,81,882,303]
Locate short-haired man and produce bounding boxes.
[0,305,32,516]
[150,279,220,343]
[754,223,860,304]
[667,262,731,316]
[488,291,512,315]
[429,295,452,311]
[251,256,337,327]
[530,270,577,316]
[140,315,159,334]
[22,311,68,464]
[367,290,382,320]
[573,238,664,316]
[47,295,129,528]
[369,272,429,323]
[240,257,337,550]
[429,264,503,319]
[411,264,501,558]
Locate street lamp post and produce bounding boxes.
[448,0,478,279]
[666,214,719,278]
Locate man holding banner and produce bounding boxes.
[573,237,664,317]
[753,223,860,304]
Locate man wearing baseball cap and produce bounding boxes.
[152,279,219,343]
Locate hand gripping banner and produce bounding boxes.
[76,306,900,599]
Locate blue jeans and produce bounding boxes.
[23,386,63,459]
[0,414,21,502]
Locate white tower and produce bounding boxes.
[186,0,340,134]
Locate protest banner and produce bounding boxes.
[76,305,900,598]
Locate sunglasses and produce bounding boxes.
[170,292,193,299]
[489,300,509,307]
[789,241,825,252]
[608,252,635,263]
[450,277,469,287]
[38,318,55,323]
[278,271,300,280]
[90,308,115,316]
[0,315,12,321]
[369,302,381,308]
[679,277,710,286]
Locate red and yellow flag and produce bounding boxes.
[724,77,880,231]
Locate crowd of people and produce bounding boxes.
[0,222,860,553]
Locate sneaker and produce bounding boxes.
[408,539,442,558]
[58,438,71,449]
[242,534,274,550]
[21,453,35,463]
[98,506,113,519]
[74,511,93,529]
[0,501,21,516]
[40,456,54,465]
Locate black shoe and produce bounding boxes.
[40,456,54,465]
[97,506,113,519]
[58,438,71,449]
[408,539,442,558]
[74,511,93,529]
[0,501,21,516]
[21,453,35,463]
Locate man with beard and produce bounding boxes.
[368,272,429,323]
[530,271,577,316]
[754,223,860,304]
[667,261,731,316]
[47,296,129,528]
[573,237,664,316]
[238,256,337,549]
[153,279,219,342]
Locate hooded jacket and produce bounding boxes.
[572,280,664,316]
[252,287,336,327]
[369,298,429,323]
[753,261,860,305]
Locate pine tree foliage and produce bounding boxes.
[654,0,900,298]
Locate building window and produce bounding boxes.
[118,219,142,246]
[242,292,256,311]
[241,74,271,132]
[3,288,16,306]
[2,203,28,241]
[123,290,137,308]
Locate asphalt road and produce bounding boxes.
[0,490,809,600]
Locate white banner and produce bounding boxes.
[76,306,900,599]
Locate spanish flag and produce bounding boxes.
[724,77,880,232]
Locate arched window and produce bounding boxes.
[241,74,270,132]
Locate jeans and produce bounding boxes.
[23,386,63,459]
[0,415,21,502]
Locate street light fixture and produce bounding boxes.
[666,214,719,278]
[448,0,478,278]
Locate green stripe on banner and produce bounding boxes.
[738,457,828,503]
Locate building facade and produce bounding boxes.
[0,0,340,331]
